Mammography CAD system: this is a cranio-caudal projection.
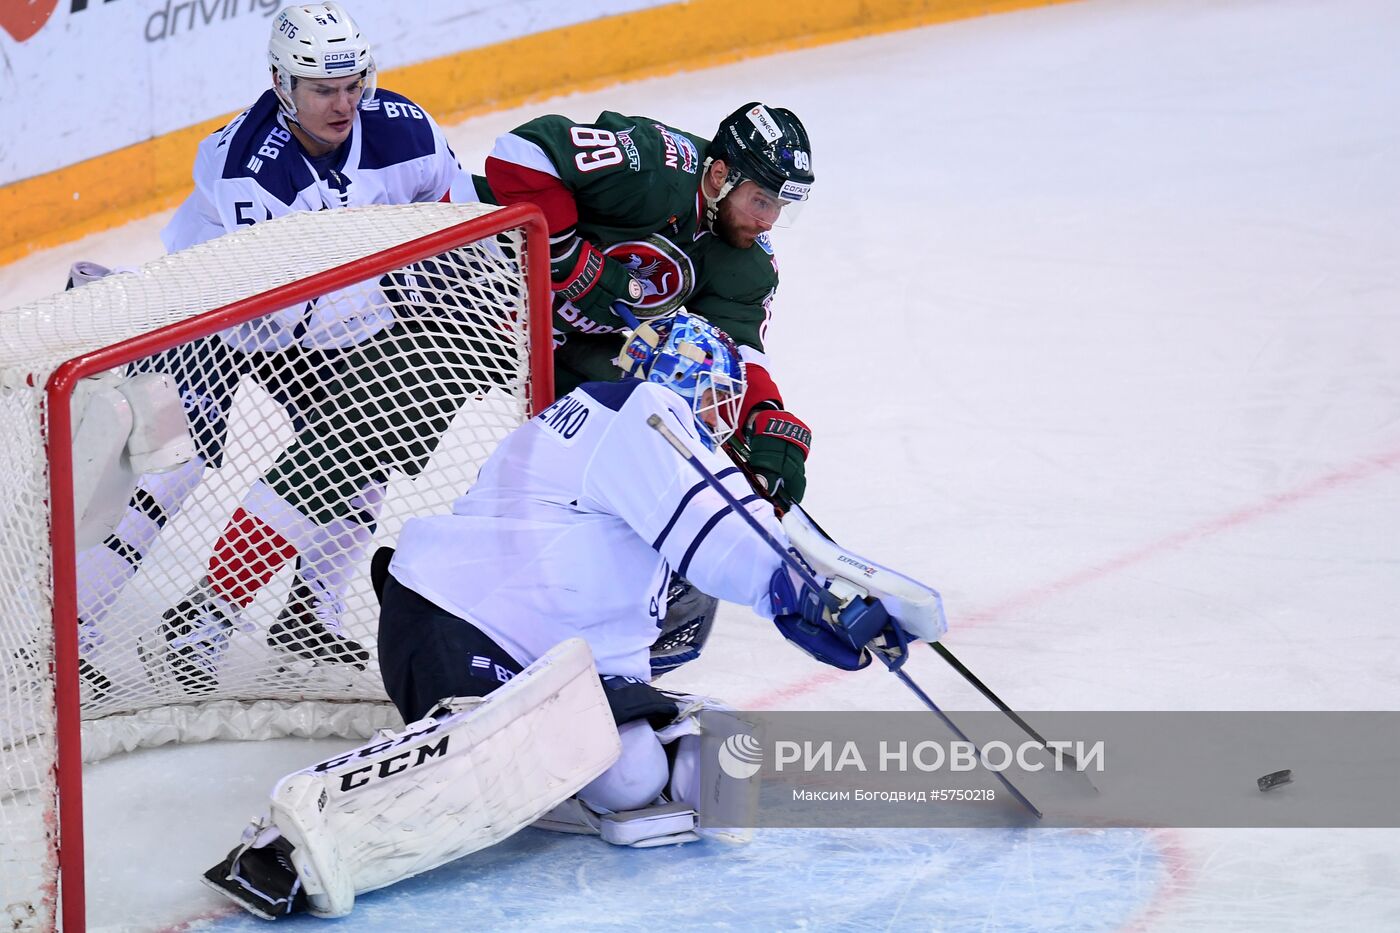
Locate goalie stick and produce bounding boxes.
[711,416,1094,787]
[929,642,1092,782]
[779,501,1094,782]
[646,414,1042,820]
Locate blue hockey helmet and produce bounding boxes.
[617,312,747,450]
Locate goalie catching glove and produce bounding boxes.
[551,231,643,331]
[768,504,947,671]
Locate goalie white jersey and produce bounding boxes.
[390,378,787,680]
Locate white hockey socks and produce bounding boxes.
[241,480,382,630]
[76,455,206,630]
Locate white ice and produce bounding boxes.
[3,0,1399,929]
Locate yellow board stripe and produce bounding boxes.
[0,0,1075,265]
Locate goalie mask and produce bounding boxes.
[268,3,377,120]
[704,103,813,230]
[617,313,747,451]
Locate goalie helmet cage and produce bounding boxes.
[0,202,552,931]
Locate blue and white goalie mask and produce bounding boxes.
[617,313,747,450]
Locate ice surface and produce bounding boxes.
[4,0,1399,928]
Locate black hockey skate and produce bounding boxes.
[140,577,235,695]
[77,658,112,702]
[202,835,308,920]
[267,576,370,670]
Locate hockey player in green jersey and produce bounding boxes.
[477,102,816,508]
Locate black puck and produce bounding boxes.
[1257,769,1292,792]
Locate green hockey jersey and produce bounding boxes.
[478,111,783,396]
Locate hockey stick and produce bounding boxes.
[928,642,1087,773]
[613,301,643,330]
[647,414,1043,820]
[778,500,1091,778]
[888,667,1041,818]
[647,413,833,607]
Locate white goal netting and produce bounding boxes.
[0,202,548,931]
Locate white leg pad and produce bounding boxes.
[578,720,670,813]
[268,637,620,917]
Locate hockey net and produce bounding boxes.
[0,202,551,931]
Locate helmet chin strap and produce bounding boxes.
[272,68,300,120]
[272,69,346,154]
[700,157,742,232]
[282,111,341,153]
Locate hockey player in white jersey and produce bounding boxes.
[77,3,479,695]
[201,312,947,919]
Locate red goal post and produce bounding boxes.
[1,201,551,931]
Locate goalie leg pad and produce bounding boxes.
[249,637,619,917]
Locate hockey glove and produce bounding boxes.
[551,235,643,332]
[769,563,908,671]
[745,408,811,506]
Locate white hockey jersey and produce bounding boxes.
[162,88,475,351]
[390,379,788,681]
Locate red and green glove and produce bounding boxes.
[745,406,811,506]
[551,236,642,331]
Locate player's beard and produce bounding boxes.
[712,196,766,249]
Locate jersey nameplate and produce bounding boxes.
[536,394,592,446]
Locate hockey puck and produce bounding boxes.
[1257,769,1292,792]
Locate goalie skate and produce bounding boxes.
[201,834,308,920]
[139,577,238,695]
[266,576,370,671]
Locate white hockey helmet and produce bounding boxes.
[268,3,376,118]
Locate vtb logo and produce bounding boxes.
[1,0,60,44]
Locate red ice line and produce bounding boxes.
[1119,827,1195,933]
[739,444,1400,710]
